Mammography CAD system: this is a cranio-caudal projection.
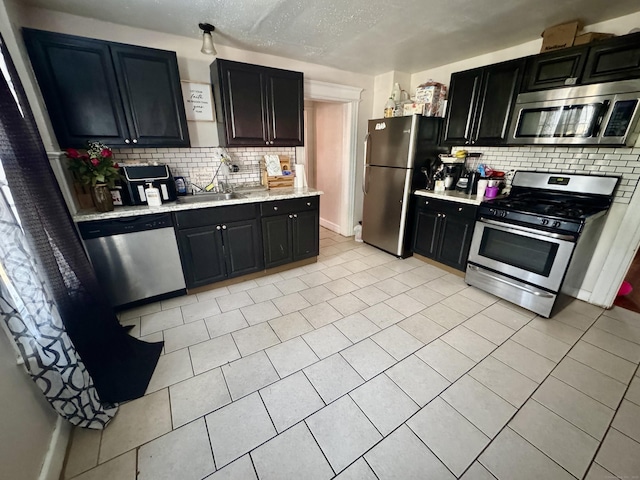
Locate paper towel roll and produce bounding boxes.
[294,164,308,190]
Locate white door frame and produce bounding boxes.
[591,188,640,307]
[301,79,362,236]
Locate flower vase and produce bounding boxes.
[91,184,114,212]
[73,182,95,210]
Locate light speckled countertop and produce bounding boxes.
[73,188,322,222]
[414,189,484,206]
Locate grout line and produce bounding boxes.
[111,230,640,480]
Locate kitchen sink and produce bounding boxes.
[176,192,245,204]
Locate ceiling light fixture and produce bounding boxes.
[199,23,217,55]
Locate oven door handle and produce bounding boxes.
[468,265,555,298]
[479,217,576,242]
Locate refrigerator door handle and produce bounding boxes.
[363,132,370,194]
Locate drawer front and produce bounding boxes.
[174,203,258,229]
[416,197,477,219]
[260,196,319,217]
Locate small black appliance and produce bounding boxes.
[120,164,177,206]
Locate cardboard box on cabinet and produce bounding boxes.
[415,82,447,117]
[573,32,615,46]
[540,20,583,53]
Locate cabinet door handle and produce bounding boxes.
[442,214,446,218]
[124,138,131,144]
[132,138,138,144]
[273,206,278,211]
[306,202,311,206]
[425,201,429,205]
[216,225,221,230]
[270,141,274,145]
[222,225,227,230]
[265,141,269,145]
[458,207,463,212]
[289,214,293,218]
[293,214,298,218]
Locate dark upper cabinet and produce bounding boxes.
[23,28,189,149]
[412,197,477,272]
[110,44,189,147]
[522,46,589,91]
[522,32,640,90]
[582,33,640,84]
[443,69,482,146]
[444,59,524,146]
[212,59,304,147]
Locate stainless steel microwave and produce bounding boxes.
[507,79,640,146]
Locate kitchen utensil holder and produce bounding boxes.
[261,155,295,189]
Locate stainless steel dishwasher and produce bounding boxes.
[78,213,186,307]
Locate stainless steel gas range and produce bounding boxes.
[465,171,619,317]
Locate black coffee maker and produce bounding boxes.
[442,162,464,190]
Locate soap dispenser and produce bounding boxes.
[145,182,162,208]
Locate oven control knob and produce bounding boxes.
[541,218,549,226]
[489,208,495,215]
[500,210,507,217]
[552,221,561,228]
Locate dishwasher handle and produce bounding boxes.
[78,213,175,239]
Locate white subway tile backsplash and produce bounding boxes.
[456,145,640,205]
[113,146,296,190]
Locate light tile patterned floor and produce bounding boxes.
[64,228,640,480]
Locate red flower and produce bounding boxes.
[66,148,80,158]
[101,148,112,158]
[91,158,100,167]
[113,163,120,169]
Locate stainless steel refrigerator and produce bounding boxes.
[362,115,445,257]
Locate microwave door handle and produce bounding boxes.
[593,100,610,137]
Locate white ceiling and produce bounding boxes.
[20,0,640,75]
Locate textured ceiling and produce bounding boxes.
[19,0,640,75]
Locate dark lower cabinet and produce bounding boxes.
[174,204,263,289]
[412,197,477,271]
[177,225,227,287]
[261,197,320,269]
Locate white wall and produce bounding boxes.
[0,329,59,480]
[372,70,411,120]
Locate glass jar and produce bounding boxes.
[91,184,114,212]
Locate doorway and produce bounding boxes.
[614,248,640,313]
[299,79,362,237]
[305,100,346,234]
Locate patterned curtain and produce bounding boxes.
[0,163,117,427]
[0,34,161,427]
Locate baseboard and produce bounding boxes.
[38,416,71,480]
[319,218,341,234]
